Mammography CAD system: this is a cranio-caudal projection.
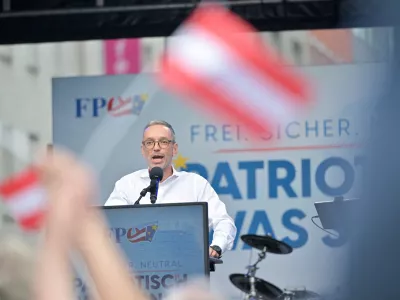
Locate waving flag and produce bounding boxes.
[158,4,312,138]
[0,168,45,231]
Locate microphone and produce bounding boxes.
[134,167,163,205]
[149,167,163,204]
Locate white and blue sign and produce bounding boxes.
[53,64,384,299]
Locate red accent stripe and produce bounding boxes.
[18,211,45,231]
[159,57,273,138]
[127,227,146,239]
[214,143,363,153]
[130,236,146,243]
[107,97,132,117]
[0,167,39,199]
[185,5,311,103]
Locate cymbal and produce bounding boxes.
[229,273,283,300]
[241,234,293,254]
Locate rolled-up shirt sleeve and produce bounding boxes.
[198,178,237,253]
[104,179,130,206]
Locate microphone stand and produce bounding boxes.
[134,187,149,205]
[135,178,160,205]
[150,179,159,204]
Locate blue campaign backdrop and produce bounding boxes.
[53,65,385,299]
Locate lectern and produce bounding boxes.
[75,202,216,300]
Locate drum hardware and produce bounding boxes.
[241,234,293,255]
[229,273,283,300]
[240,234,293,299]
[278,289,320,299]
[246,246,267,299]
[230,234,321,300]
[279,290,295,300]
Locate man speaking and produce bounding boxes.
[105,120,237,258]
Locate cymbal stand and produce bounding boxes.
[245,247,267,300]
[279,290,295,300]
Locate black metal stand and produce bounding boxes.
[279,290,295,300]
[245,247,267,300]
[134,187,148,205]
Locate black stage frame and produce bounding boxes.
[0,0,396,45]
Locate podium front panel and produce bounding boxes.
[99,202,209,299]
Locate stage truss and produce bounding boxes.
[0,0,394,44]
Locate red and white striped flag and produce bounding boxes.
[0,168,46,231]
[158,4,312,137]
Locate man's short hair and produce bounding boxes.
[143,120,176,141]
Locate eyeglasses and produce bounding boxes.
[142,139,174,149]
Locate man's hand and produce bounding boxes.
[209,247,219,258]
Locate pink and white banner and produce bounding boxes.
[104,39,141,75]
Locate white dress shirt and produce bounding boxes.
[104,167,237,253]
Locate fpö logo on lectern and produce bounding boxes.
[75,94,148,118]
[110,223,159,244]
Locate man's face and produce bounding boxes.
[141,125,178,170]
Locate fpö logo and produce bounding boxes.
[75,94,148,118]
[110,223,158,244]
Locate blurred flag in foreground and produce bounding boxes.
[158,4,312,138]
[0,167,45,231]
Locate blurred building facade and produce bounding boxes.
[0,27,393,183]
